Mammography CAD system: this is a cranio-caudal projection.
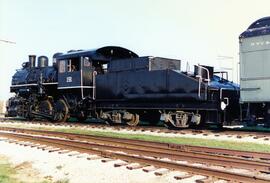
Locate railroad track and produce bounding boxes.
[0,118,270,140]
[0,127,269,182]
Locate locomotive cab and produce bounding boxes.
[52,46,138,121]
[55,47,138,100]
[57,54,98,99]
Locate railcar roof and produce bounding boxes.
[240,16,270,38]
[56,46,139,60]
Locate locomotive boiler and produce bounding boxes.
[6,46,240,128]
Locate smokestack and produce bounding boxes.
[29,55,36,68]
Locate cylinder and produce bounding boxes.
[29,55,36,68]
[38,56,49,67]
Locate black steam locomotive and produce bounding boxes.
[6,46,240,128]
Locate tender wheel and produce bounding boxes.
[53,99,69,122]
[99,111,116,125]
[126,114,140,126]
[163,112,189,129]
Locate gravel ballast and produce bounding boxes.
[0,138,205,183]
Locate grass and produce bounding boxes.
[0,157,58,183]
[52,127,270,153]
[0,158,17,183]
[54,179,69,183]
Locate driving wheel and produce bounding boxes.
[53,99,69,122]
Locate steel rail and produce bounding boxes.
[1,117,270,138]
[0,132,269,183]
[1,128,269,172]
[0,126,269,161]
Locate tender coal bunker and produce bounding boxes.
[149,57,181,71]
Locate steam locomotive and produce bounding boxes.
[6,46,240,128]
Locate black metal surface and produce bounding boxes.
[6,46,240,126]
[56,46,138,60]
[96,68,208,101]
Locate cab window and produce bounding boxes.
[83,57,91,67]
[67,57,80,72]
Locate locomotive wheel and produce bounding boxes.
[53,99,69,122]
[39,100,53,116]
[126,114,140,126]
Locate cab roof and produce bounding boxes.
[55,46,139,61]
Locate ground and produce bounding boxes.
[0,121,269,183]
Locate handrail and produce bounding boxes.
[196,65,210,98]
[197,65,210,85]
[92,71,97,100]
[220,88,230,110]
[220,88,225,99]
[196,75,202,98]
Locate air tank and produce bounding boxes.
[38,56,49,67]
[29,55,36,68]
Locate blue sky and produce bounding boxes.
[0,0,270,100]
